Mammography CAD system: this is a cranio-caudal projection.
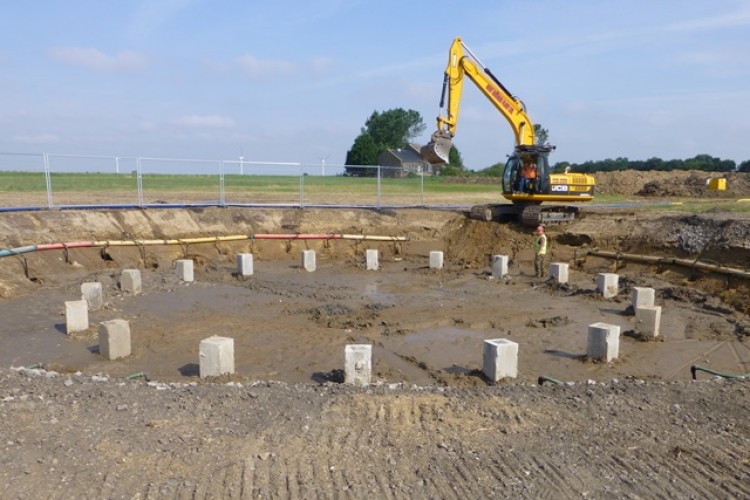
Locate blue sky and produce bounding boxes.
[1,0,749,171]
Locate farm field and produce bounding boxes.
[2,169,750,210]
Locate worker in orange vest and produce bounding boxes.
[519,158,537,193]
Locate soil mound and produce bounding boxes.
[450,171,750,197]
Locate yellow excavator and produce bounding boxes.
[421,36,595,225]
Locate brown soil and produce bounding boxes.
[1,176,750,497]
[450,170,750,198]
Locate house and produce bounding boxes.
[376,144,438,178]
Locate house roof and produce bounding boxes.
[383,147,427,164]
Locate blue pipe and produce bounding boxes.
[0,245,37,258]
[0,202,468,214]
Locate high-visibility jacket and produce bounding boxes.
[521,164,537,179]
[534,234,547,255]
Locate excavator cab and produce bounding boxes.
[502,145,554,196]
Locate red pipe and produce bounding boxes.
[251,234,343,240]
[36,242,95,250]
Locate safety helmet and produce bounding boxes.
[536,225,544,233]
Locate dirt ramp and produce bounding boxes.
[444,218,528,268]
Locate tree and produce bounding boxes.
[440,145,467,176]
[448,145,465,169]
[739,160,750,172]
[344,133,379,170]
[534,124,549,145]
[563,154,736,173]
[475,161,504,177]
[551,162,571,174]
[643,157,664,171]
[344,108,427,175]
[364,108,426,150]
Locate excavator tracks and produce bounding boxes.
[468,204,579,226]
[468,204,520,222]
[521,205,579,226]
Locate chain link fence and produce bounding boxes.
[0,152,457,210]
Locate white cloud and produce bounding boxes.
[13,133,61,144]
[236,54,298,80]
[665,5,750,32]
[172,115,235,129]
[47,47,148,72]
[310,56,336,77]
[676,47,750,69]
[205,54,338,84]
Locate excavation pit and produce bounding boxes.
[0,207,748,385]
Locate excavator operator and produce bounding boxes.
[519,157,537,193]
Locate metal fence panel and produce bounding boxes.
[222,161,304,206]
[47,155,139,207]
[138,157,222,206]
[0,151,486,210]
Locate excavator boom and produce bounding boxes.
[421,36,535,165]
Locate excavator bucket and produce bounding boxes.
[420,130,452,165]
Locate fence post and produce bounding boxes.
[377,165,381,209]
[219,160,225,206]
[299,164,304,208]
[421,171,425,207]
[136,157,144,207]
[43,153,53,208]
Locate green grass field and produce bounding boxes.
[0,171,496,194]
[0,171,747,212]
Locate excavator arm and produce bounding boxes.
[422,37,535,165]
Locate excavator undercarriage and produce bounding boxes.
[468,203,580,226]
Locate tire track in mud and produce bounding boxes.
[207,394,596,499]
[2,365,748,498]
[529,454,585,498]
[225,392,748,499]
[582,443,750,499]
[71,404,745,500]
[686,446,750,498]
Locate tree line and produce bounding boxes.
[552,155,744,174]
[345,108,750,175]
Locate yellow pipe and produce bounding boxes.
[586,249,750,279]
[94,233,409,247]
[341,234,409,241]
